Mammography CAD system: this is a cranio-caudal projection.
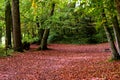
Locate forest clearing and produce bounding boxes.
[1,0,120,80]
[0,43,120,80]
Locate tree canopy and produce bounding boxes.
[0,0,120,59]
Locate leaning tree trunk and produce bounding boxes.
[102,9,120,60]
[40,2,55,50]
[12,0,23,52]
[5,0,12,48]
[104,25,120,60]
[112,15,120,55]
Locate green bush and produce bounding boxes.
[0,47,13,57]
[48,32,63,43]
[95,28,108,43]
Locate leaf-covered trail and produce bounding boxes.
[0,43,120,80]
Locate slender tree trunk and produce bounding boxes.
[104,25,120,60]
[5,0,12,48]
[102,9,120,60]
[12,0,23,52]
[39,2,55,50]
[0,27,2,43]
[40,29,50,50]
[112,16,120,55]
[31,27,36,38]
[36,17,45,44]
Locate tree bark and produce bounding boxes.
[12,0,23,52]
[5,0,12,48]
[36,17,45,44]
[40,29,50,50]
[112,16,120,55]
[39,2,55,50]
[102,10,120,60]
[104,25,120,60]
[38,29,45,44]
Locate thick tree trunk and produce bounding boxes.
[112,16,120,55]
[12,0,23,52]
[102,10,120,60]
[5,0,12,48]
[40,29,50,50]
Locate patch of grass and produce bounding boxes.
[108,56,120,62]
[0,48,14,57]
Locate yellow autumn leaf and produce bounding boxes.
[31,0,38,15]
[32,0,37,8]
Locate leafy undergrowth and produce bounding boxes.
[0,43,120,80]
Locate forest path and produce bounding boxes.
[0,43,120,80]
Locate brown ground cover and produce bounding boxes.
[0,43,120,80]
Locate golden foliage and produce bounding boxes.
[31,0,37,15]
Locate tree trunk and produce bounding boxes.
[0,27,2,43]
[39,2,55,50]
[104,25,120,60]
[115,0,120,15]
[40,29,50,50]
[5,0,12,48]
[36,17,45,44]
[102,10,120,60]
[38,29,45,44]
[12,0,23,52]
[112,16,120,55]
[31,27,36,38]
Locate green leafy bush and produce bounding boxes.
[48,32,63,43]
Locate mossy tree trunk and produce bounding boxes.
[0,27,2,43]
[38,29,45,44]
[39,2,55,50]
[5,0,12,48]
[40,29,49,50]
[36,17,45,44]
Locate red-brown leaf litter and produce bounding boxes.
[0,43,120,80]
